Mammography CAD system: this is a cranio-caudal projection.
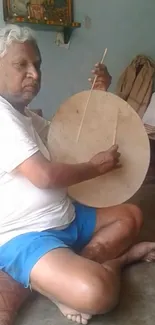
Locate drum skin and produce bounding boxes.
[48,90,150,208]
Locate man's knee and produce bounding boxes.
[77,272,119,315]
[122,204,143,235]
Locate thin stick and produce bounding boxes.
[76,48,108,143]
[113,107,119,145]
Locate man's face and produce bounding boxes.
[0,41,42,106]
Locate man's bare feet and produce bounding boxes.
[51,242,155,324]
[53,301,92,324]
[120,241,155,266]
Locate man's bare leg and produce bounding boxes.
[30,203,155,324]
[30,242,155,324]
[52,203,145,322]
[82,203,143,263]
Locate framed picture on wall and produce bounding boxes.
[3,0,80,27]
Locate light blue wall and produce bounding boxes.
[0,0,155,118]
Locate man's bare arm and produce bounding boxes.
[16,146,120,189]
[16,152,98,189]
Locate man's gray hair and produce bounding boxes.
[0,24,37,58]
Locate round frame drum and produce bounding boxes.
[48,90,150,208]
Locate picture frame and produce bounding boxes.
[3,0,80,28]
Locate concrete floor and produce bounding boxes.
[15,184,155,325]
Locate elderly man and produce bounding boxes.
[0,24,155,325]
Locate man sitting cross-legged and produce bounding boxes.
[0,24,155,325]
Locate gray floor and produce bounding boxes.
[15,184,155,325]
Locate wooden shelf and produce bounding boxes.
[4,17,81,44]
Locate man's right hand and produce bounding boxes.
[90,145,121,175]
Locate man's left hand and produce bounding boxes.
[88,63,112,91]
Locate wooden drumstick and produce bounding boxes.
[76,48,108,143]
[112,107,119,145]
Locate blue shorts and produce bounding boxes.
[0,203,96,288]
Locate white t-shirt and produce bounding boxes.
[0,96,75,246]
